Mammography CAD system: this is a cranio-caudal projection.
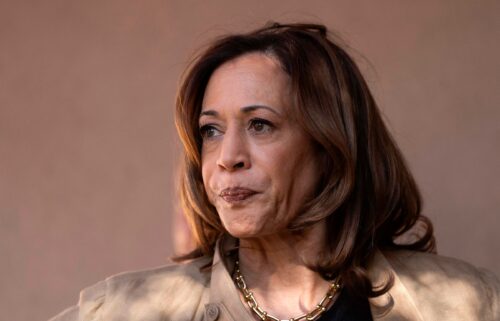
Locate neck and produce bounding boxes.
[236,221,333,319]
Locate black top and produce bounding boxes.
[317,290,373,321]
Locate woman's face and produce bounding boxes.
[200,52,321,238]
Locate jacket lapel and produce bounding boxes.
[368,250,425,321]
[205,237,255,321]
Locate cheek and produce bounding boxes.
[258,139,304,175]
[201,154,216,203]
[268,139,321,196]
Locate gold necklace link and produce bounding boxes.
[234,260,341,321]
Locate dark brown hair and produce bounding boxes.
[174,22,435,298]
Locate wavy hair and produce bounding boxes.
[174,22,435,298]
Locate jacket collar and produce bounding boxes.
[207,236,425,321]
[367,250,425,321]
[208,236,254,321]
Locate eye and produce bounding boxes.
[249,118,274,134]
[199,125,221,139]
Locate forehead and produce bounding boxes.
[201,52,291,113]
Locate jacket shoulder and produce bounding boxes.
[105,255,212,291]
[49,256,212,321]
[384,250,500,320]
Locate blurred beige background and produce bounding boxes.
[1,1,499,320]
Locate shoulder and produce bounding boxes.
[49,256,212,321]
[383,250,500,320]
[104,255,212,293]
[383,249,500,290]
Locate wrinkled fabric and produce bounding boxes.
[49,237,500,321]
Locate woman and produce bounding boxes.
[50,22,499,321]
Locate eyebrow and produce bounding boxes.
[199,105,281,117]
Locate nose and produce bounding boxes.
[216,129,250,171]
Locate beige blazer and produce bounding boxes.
[50,237,500,321]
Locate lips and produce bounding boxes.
[219,187,257,203]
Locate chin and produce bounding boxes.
[215,202,276,238]
[220,216,266,239]
[223,224,262,239]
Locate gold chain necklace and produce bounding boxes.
[233,260,341,321]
